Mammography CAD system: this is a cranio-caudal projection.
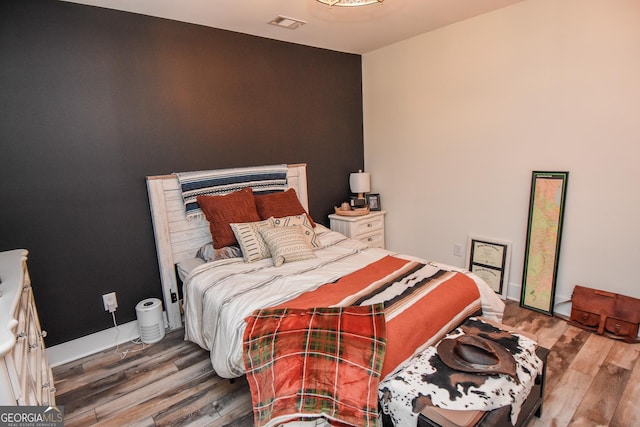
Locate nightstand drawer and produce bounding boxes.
[353,216,384,235]
[356,231,385,248]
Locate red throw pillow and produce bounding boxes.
[197,188,261,248]
[254,189,315,227]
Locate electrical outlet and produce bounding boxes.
[102,292,118,312]
[453,243,464,257]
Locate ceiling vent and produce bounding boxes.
[268,15,307,30]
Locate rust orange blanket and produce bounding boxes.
[272,255,482,378]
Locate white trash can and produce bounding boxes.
[135,298,165,344]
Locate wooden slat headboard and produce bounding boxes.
[146,163,309,329]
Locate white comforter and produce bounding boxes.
[183,225,504,379]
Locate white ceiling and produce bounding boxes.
[62,0,522,54]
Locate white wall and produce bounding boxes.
[362,0,640,312]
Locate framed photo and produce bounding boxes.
[366,193,381,211]
[520,171,569,315]
[466,235,511,299]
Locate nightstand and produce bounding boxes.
[328,211,386,249]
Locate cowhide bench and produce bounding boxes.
[380,317,549,427]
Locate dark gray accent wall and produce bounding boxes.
[0,0,364,346]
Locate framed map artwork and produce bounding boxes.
[520,171,569,315]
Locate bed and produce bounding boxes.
[146,163,511,426]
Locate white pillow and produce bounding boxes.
[230,218,274,263]
[176,257,205,281]
[272,215,319,248]
[196,243,242,262]
[259,225,317,267]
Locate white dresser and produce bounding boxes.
[0,249,55,406]
[328,211,386,249]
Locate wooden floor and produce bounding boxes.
[53,300,640,426]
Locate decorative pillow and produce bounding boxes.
[197,187,261,248]
[259,225,316,267]
[230,218,274,263]
[196,243,242,262]
[254,188,316,227]
[272,215,319,248]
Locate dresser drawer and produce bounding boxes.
[13,297,29,384]
[19,278,32,319]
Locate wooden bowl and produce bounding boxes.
[334,206,370,216]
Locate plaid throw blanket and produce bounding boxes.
[243,304,387,427]
[175,164,288,219]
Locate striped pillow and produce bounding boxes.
[230,218,274,263]
[259,225,316,267]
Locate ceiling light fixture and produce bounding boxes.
[316,0,383,7]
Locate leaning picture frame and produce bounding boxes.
[366,193,381,211]
[520,171,569,315]
[466,235,511,300]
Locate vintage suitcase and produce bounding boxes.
[569,285,640,343]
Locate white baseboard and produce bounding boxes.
[47,319,142,367]
[48,309,173,367]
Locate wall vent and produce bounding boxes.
[268,15,307,30]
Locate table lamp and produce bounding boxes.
[349,170,370,207]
